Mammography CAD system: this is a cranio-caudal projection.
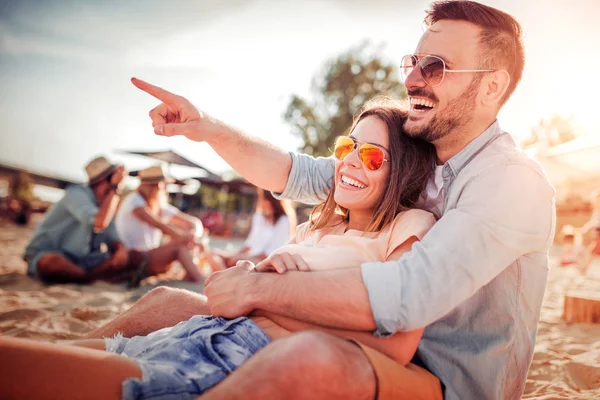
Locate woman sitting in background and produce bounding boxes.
[203,189,294,269]
[115,164,205,283]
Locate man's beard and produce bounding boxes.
[404,76,482,142]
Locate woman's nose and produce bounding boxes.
[343,148,362,168]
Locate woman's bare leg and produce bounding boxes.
[145,241,204,282]
[202,251,227,272]
[176,246,205,282]
[0,336,141,400]
[84,286,210,339]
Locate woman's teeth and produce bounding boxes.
[341,175,366,189]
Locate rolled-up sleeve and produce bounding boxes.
[272,152,335,205]
[62,186,98,226]
[361,164,555,336]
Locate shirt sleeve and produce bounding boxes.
[361,164,555,335]
[272,152,335,205]
[385,210,437,260]
[62,186,98,226]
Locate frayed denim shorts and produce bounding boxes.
[105,315,271,400]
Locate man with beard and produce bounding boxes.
[86,1,555,399]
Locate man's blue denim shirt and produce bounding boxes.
[275,121,556,400]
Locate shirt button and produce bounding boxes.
[442,165,452,179]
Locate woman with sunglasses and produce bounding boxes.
[0,102,438,400]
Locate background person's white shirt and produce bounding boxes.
[116,192,178,251]
[244,213,290,256]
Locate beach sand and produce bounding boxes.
[1,220,599,398]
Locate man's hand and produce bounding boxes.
[131,77,218,141]
[109,165,128,194]
[109,165,127,192]
[205,262,258,318]
[255,252,311,273]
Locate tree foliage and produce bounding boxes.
[283,42,406,157]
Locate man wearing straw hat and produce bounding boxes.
[23,156,134,283]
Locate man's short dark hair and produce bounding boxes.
[425,0,524,105]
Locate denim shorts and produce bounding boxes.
[105,315,272,400]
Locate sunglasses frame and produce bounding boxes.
[333,136,389,171]
[400,54,496,87]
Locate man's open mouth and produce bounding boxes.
[410,97,436,113]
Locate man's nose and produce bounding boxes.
[404,64,427,92]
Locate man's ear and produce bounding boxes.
[481,69,510,107]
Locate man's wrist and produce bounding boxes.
[243,271,270,311]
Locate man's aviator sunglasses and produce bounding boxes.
[333,136,389,171]
[400,54,495,87]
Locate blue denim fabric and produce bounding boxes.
[273,120,556,400]
[105,316,271,400]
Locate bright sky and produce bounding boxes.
[1,0,599,183]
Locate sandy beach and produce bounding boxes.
[1,220,599,398]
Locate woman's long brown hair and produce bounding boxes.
[259,189,287,225]
[309,99,436,233]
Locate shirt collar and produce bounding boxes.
[445,120,503,177]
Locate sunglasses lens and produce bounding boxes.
[400,55,416,81]
[359,145,385,171]
[334,137,355,160]
[420,56,445,86]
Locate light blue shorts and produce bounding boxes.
[105,315,272,400]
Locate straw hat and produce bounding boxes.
[138,164,175,184]
[85,156,119,185]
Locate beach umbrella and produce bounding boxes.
[117,149,220,180]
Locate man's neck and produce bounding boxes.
[433,117,497,164]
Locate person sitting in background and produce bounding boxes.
[574,189,600,255]
[23,156,134,283]
[115,164,205,283]
[202,189,293,270]
[558,225,591,271]
[6,171,35,225]
[560,189,600,274]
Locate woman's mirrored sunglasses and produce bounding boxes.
[333,136,389,171]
